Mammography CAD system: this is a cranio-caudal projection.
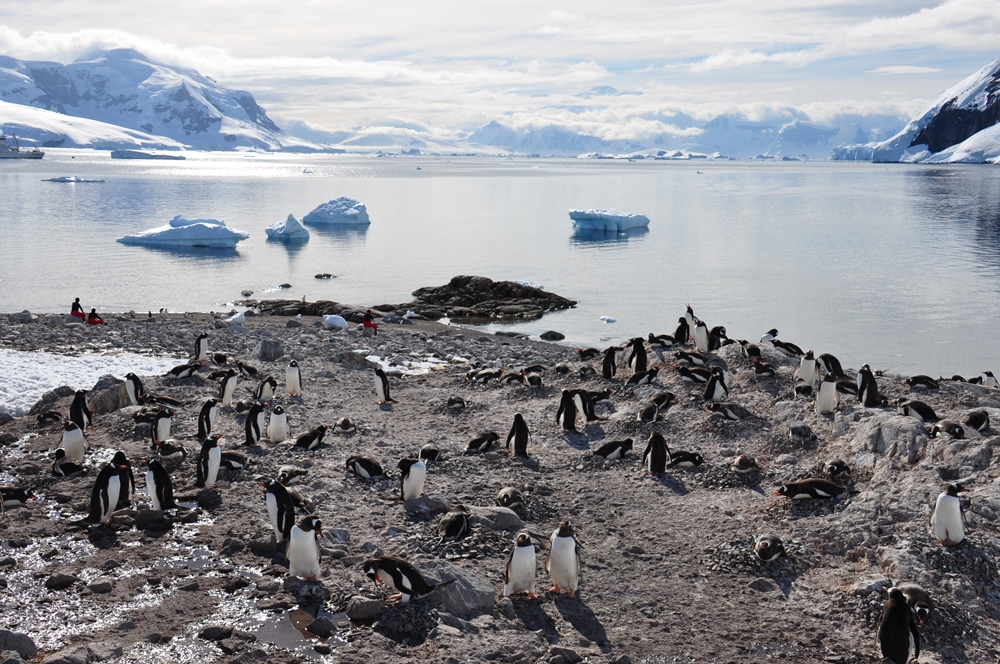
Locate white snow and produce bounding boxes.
[302,198,371,226]
[117,215,250,248]
[514,280,544,290]
[43,176,106,183]
[265,214,311,242]
[322,315,348,330]
[0,349,183,417]
[569,208,650,232]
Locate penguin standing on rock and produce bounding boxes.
[87,461,123,526]
[197,398,220,439]
[145,459,177,511]
[265,480,295,543]
[857,364,880,407]
[703,367,729,402]
[286,360,302,397]
[195,435,222,489]
[693,321,710,353]
[70,389,93,432]
[287,515,322,580]
[219,370,238,407]
[59,421,88,463]
[504,533,538,599]
[930,483,968,546]
[151,408,174,445]
[374,367,395,404]
[363,555,456,604]
[876,587,920,664]
[817,353,845,378]
[245,402,266,446]
[255,376,278,403]
[798,350,817,389]
[398,458,426,501]
[815,373,840,415]
[267,406,289,443]
[642,431,669,473]
[193,333,210,364]
[546,521,582,598]
[673,317,690,345]
[602,347,619,380]
[112,451,135,509]
[625,338,647,373]
[125,373,145,406]
[556,390,579,433]
[506,413,531,456]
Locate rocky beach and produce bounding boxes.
[0,281,999,664]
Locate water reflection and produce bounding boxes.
[125,245,244,260]
[306,225,369,246]
[570,226,649,247]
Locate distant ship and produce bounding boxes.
[110,149,185,160]
[0,133,44,159]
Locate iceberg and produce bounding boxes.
[117,215,250,248]
[265,214,310,242]
[303,197,371,226]
[569,208,650,232]
[322,314,348,330]
[43,176,105,183]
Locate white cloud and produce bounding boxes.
[867,66,944,75]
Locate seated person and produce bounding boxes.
[363,309,378,335]
[70,297,85,320]
[86,308,104,325]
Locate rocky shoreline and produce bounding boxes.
[0,305,998,664]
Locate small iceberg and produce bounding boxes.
[303,197,371,226]
[600,316,617,324]
[265,214,310,243]
[43,176,105,183]
[569,208,650,232]
[322,314,348,330]
[117,215,250,248]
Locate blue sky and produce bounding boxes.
[1,0,998,137]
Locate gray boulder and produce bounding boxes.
[404,494,452,519]
[468,506,523,531]
[345,595,383,621]
[253,339,285,362]
[0,631,36,659]
[41,645,88,664]
[858,413,927,463]
[419,559,495,618]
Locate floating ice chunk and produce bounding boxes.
[569,208,650,232]
[600,316,617,323]
[43,176,105,183]
[322,315,348,330]
[117,215,250,248]
[302,197,371,226]
[265,214,310,242]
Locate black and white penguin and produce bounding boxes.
[112,450,135,510]
[235,360,259,379]
[824,460,851,477]
[374,367,395,404]
[930,483,968,546]
[52,448,85,477]
[446,396,466,411]
[264,479,296,543]
[166,362,199,379]
[418,443,440,462]
[69,389,93,432]
[87,461,123,526]
[197,398,220,439]
[642,431,669,473]
[961,409,990,432]
[546,521,581,598]
[676,349,710,367]
[648,333,676,352]
[898,583,934,627]
[124,372,145,406]
[333,416,357,434]
[496,486,525,510]
[522,371,543,388]
[277,465,307,485]
[836,379,860,397]
[294,424,328,450]
[798,350,817,389]
[212,352,227,366]
[286,360,302,397]
[219,369,239,407]
[740,340,761,359]
[398,458,426,501]
[676,366,712,384]
[703,367,728,402]
[673,316,690,345]
[637,401,660,422]
[145,459,177,511]
[705,402,753,420]
[287,515,322,580]
[759,328,778,344]
[751,358,776,377]
[472,367,504,383]
[667,447,704,468]
[504,532,538,598]
[1,486,34,509]
[817,353,845,378]
[625,367,659,387]
[556,390,579,433]
[625,338,647,373]
[154,440,187,460]
[254,376,278,403]
[59,421,88,463]
[708,325,728,351]
[500,371,525,386]
[857,364,880,407]
[437,505,470,542]
[930,420,965,439]
[244,402,266,446]
[693,321,710,353]
[346,455,384,479]
[983,370,999,389]
[151,408,174,444]
[896,398,938,423]
[195,435,222,489]
[267,405,289,443]
[36,410,63,426]
[602,346,619,380]
[771,339,804,358]
[815,373,840,415]
[876,587,920,664]
[464,431,500,454]
[774,478,845,500]
[219,450,248,471]
[753,534,785,562]
[506,413,531,456]
[577,347,601,361]
[362,555,455,604]
[594,438,633,460]
[903,375,939,390]
[193,332,210,364]
[730,454,759,474]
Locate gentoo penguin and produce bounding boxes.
[112,450,135,510]
[546,521,581,598]
[87,461,123,526]
[774,478,845,500]
[556,390,579,433]
[638,401,660,422]
[254,376,278,403]
[59,421,88,463]
[506,413,531,456]
[570,388,604,422]
[124,373,145,406]
[362,555,455,604]
[145,459,177,511]
[328,416,355,435]
[896,398,938,423]
[69,389,93,432]
[815,373,840,415]
[667,447,704,468]
[500,371,525,386]
[193,332,210,364]
[904,375,939,389]
[703,367,729,402]
[857,364,880,407]
[930,420,965,439]
[983,370,999,388]
[693,321,710,353]
[898,583,934,627]
[824,460,851,477]
[194,435,222,489]
[522,371,543,388]
[673,316,690,345]
[235,360,259,379]
[648,333,675,353]
[374,367,395,404]
[962,409,990,432]
[286,360,302,397]
[346,455,384,479]
[154,440,187,460]
[817,353,845,378]
[294,424,328,451]
[36,410,63,426]
[166,362,199,379]
[151,408,174,444]
[753,534,785,562]
[438,505,470,542]
[471,367,504,383]
[219,369,238,407]
[52,448,85,477]
[642,431,669,473]
[197,398,220,439]
[730,454,759,474]
[264,479,295,543]
[759,328,778,344]
[504,532,538,598]
[706,402,753,420]
[649,391,674,410]
[798,350,817,389]
[594,438,633,460]
[684,303,696,327]
[212,352,227,366]
[836,379,860,398]
[267,405,289,443]
[740,340,761,359]
[418,443,440,462]
[676,365,711,384]
[245,402,266,446]
[1,486,33,509]
[219,450,248,471]
[464,431,500,454]
[398,458,426,501]
[930,483,968,546]
[277,465,308,485]
[625,367,659,387]
[876,587,920,664]
[751,358,776,377]
[771,339,804,358]
[577,347,601,361]
[708,325,728,351]
[496,486,525,510]
[287,515,322,580]
[446,396,466,411]
[625,338,647,373]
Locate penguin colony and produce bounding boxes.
[2,305,997,662]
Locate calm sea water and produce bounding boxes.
[2,150,1000,377]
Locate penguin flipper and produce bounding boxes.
[909,617,921,660]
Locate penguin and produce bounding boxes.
[112,450,135,510]
[625,338,647,373]
[398,458,426,501]
[774,478,845,500]
[472,367,504,383]
[145,459,177,511]
[374,367,395,404]
[265,479,296,543]
[836,379,860,398]
[294,424,328,451]
[235,360,259,379]
[571,389,605,422]
[87,461,123,526]
[625,367,659,387]
[649,391,674,410]
[637,401,660,422]
[730,454,759,474]
[219,450,248,471]
[667,448,704,468]
[500,371,524,386]
[36,410,63,426]
[898,583,934,627]
[857,364,880,407]
[816,353,845,378]
[594,438,633,460]
[930,420,965,439]
[962,409,990,432]
[245,402,266,446]
[418,443,440,462]
[740,340,761,359]
[877,587,920,664]
[166,362,199,379]
[675,349,711,367]
[676,366,712,384]
[254,376,278,403]
[703,367,728,402]
[577,348,601,361]
[59,421,88,463]
[197,398,220,439]
[684,303,696,326]
[642,431,669,473]
[648,333,675,353]
[896,398,938,423]
[124,373,145,406]
[708,325,729,350]
[930,483,968,546]
[333,416,357,434]
[705,402,753,420]
[267,405,289,443]
[815,373,839,415]
[446,396,466,411]
[522,371,543,388]
[753,534,785,562]
[464,431,500,454]
[286,360,302,397]
[556,390,579,433]
[904,375,939,389]
[759,328,778,344]
[194,434,222,489]
[69,389,93,432]
[151,408,174,444]
[798,350,817,389]
[287,515,322,580]
[751,358,776,377]
[1,486,33,509]
[219,369,238,407]
[211,352,227,366]
[504,532,538,598]
[132,403,161,425]
[506,413,531,456]
[154,440,187,460]
[52,448,85,477]
[362,555,455,604]
[496,487,525,510]
[346,455,384,479]
[693,321,710,353]
[546,521,581,598]
[824,460,851,477]
[437,505,470,542]
[673,317,690,345]
[983,370,999,388]
[193,332,210,364]
[277,465,308,485]
[771,339,804,358]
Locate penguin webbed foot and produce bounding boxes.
[385,593,403,605]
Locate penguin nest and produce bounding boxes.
[371,601,440,644]
[701,535,813,577]
[696,466,765,491]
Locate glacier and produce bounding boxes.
[569,209,650,232]
[303,198,371,226]
[117,215,250,248]
[265,214,311,242]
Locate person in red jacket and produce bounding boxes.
[363,309,378,335]
[86,308,104,325]
[70,297,85,321]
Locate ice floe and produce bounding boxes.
[265,214,310,242]
[117,215,250,248]
[303,197,371,226]
[43,176,105,183]
[569,208,650,232]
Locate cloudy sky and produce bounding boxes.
[1,0,999,138]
